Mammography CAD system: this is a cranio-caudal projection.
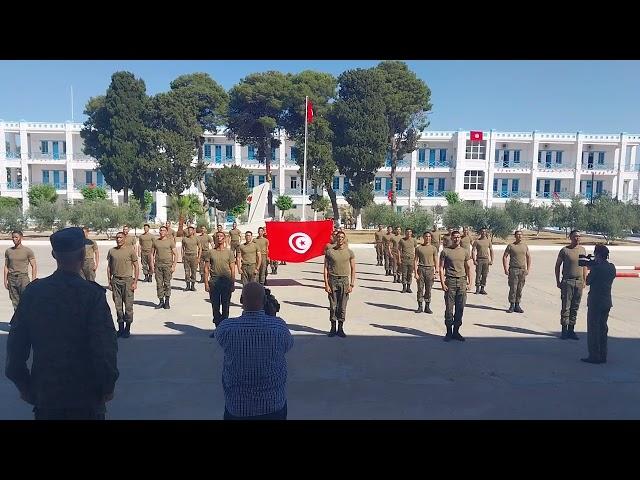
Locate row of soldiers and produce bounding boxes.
[373,224,613,348]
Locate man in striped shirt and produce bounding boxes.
[215,282,293,420]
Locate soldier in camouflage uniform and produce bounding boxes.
[205,231,236,337]
[324,230,356,338]
[502,230,531,314]
[80,227,99,282]
[5,227,118,420]
[152,226,177,309]
[382,226,393,276]
[107,232,139,338]
[439,230,471,342]
[237,231,262,286]
[254,227,270,286]
[390,226,402,283]
[181,226,201,292]
[555,230,587,340]
[374,224,385,266]
[197,226,213,283]
[4,230,37,310]
[397,228,418,293]
[138,224,155,282]
[414,231,438,314]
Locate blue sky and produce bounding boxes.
[0,60,638,133]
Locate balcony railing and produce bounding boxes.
[374,189,410,197]
[205,156,235,164]
[284,154,298,166]
[624,164,640,172]
[74,183,108,191]
[383,159,410,168]
[492,190,531,199]
[581,163,613,171]
[29,153,67,160]
[32,182,68,190]
[72,154,95,162]
[5,181,22,190]
[283,187,302,195]
[416,190,447,198]
[536,191,572,199]
[416,160,451,168]
[494,161,532,169]
[5,152,21,159]
[537,162,574,170]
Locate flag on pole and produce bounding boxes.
[470,131,483,141]
[265,220,333,262]
[306,99,314,124]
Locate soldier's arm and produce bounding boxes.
[204,261,210,289]
[439,252,447,290]
[471,242,477,263]
[5,294,33,401]
[256,251,262,271]
[464,255,471,286]
[106,253,112,287]
[94,246,100,271]
[150,245,156,273]
[432,249,438,269]
[581,265,588,286]
[413,253,419,277]
[131,252,139,289]
[171,246,177,272]
[526,250,532,273]
[323,258,331,293]
[502,248,510,274]
[489,243,494,264]
[555,252,563,286]
[236,250,242,273]
[28,251,37,279]
[349,255,356,292]
[3,254,8,289]
[87,290,119,400]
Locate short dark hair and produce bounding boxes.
[116,231,125,238]
[144,223,150,228]
[423,231,432,237]
[82,226,89,231]
[514,230,522,235]
[123,224,129,228]
[258,227,265,232]
[594,243,609,259]
[245,230,253,235]
[11,230,23,237]
[569,229,580,237]
[159,226,168,231]
[451,230,461,236]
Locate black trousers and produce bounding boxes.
[209,276,233,326]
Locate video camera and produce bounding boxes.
[264,288,280,317]
[578,254,595,268]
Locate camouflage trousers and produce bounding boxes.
[81,260,96,282]
[587,303,610,362]
[241,263,257,285]
[391,250,399,275]
[199,250,210,281]
[257,259,268,285]
[383,247,391,271]
[155,263,173,298]
[328,275,350,323]
[475,258,490,287]
[508,268,527,304]
[560,278,584,326]
[417,265,435,303]
[111,276,134,323]
[270,259,279,274]
[8,273,30,310]
[444,276,468,327]
[375,243,384,264]
[140,250,152,276]
[183,254,198,283]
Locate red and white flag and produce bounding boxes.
[306,99,314,124]
[470,130,483,141]
[266,220,333,262]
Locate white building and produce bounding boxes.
[2,121,639,222]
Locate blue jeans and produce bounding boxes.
[224,403,287,420]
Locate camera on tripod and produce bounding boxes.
[264,288,280,316]
[579,254,595,267]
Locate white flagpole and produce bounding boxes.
[71,85,74,122]
[302,96,308,221]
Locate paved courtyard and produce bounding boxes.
[1,242,640,419]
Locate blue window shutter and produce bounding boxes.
[493,179,498,191]
[417,178,424,191]
[41,141,48,154]
[97,171,104,186]
[501,179,508,192]
[226,145,233,159]
[271,147,276,161]
[598,152,605,164]
[504,150,510,163]
[344,181,350,193]
[512,179,519,192]
[215,145,222,163]
[596,180,603,194]
[63,171,67,184]
[333,176,340,190]
[204,144,211,158]
[396,178,403,191]
[385,178,392,191]
[538,150,542,162]
[438,178,445,191]
[247,175,254,188]
[514,150,520,163]
[440,149,447,162]
[556,151,563,164]
[375,178,381,191]
[418,149,425,163]
[85,171,92,184]
[495,149,500,163]
[248,146,255,160]
[429,149,436,165]
[271,175,276,189]
[536,179,540,192]
[258,175,265,184]
[291,147,297,161]
[554,180,561,192]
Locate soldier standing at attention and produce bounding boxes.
[503,230,531,313]
[237,231,261,286]
[555,230,587,340]
[382,226,393,276]
[81,227,99,282]
[138,224,155,282]
[430,224,442,281]
[197,226,214,283]
[472,227,493,295]
[4,231,37,310]
[460,226,474,254]
[582,244,616,364]
[216,224,227,247]
[107,232,139,338]
[152,226,177,309]
[374,224,385,267]
[390,226,402,283]
[398,228,418,293]
[414,231,438,314]
[229,222,242,254]
[439,231,471,341]
[324,231,356,338]
[254,227,270,286]
[181,226,201,292]
[5,227,118,420]
[122,225,137,250]
[441,226,454,249]
[205,231,236,337]
[165,221,177,241]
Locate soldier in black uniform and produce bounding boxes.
[5,227,118,420]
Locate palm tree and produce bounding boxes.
[166,195,193,237]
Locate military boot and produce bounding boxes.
[424,303,433,314]
[164,296,170,309]
[415,302,423,313]
[328,321,337,337]
[514,304,524,313]
[567,325,579,340]
[506,303,515,313]
[336,322,347,338]
[122,322,131,339]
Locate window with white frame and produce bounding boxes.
[465,141,486,160]
[463,170,485,190]
[290,177,298,189]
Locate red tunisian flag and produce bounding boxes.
[307,99,314,124]
[266,219,333,262]
[470,130,483,141]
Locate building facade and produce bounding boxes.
[2,121,639,222]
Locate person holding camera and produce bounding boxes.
[215,282,293,420]
[582,244,616,364]
[554,230,587,340]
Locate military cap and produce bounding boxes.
[50,227,93,252]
